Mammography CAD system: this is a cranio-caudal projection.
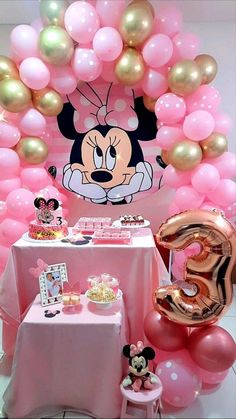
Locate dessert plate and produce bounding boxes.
[85,289,122,309]
[112,219,150,229]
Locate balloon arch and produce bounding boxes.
[0,0,235,276]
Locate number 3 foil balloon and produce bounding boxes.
[153,209,236,326]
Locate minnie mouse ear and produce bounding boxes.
[34,197,46,209]
[47,199,59,211]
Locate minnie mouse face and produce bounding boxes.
[123,344,155,377]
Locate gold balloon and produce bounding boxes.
[40,0,68,26]
[143,94,157,112]
[168,60,202,96]
[131,0,155,17]
[0,55,19,81]
[119,0,154,47]
[154,209,236,326]
[195,54,218,84]
[169,140,202,171]
[33,88,63,116]
[0,78,31,113]
[39,25,74,66]
[200,132,228,158]
[115,47,145,86]
[16,137,48,164]
[161,150,170,166]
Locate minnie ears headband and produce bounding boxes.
[34,197,59,211]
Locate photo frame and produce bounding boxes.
[39,263,68,306]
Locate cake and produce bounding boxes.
[120,215,144,226]
[29,197,69,240]
[73,217,112,234]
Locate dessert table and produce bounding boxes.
[0,228,169,355]
[3,294,128,418]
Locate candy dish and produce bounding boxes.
[112,219,150,229]
[85,289,122,309]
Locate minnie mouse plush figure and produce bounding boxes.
[57,81,158,205]
[122,341,158,392]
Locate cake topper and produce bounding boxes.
[34,197,59,225]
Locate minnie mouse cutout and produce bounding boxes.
[34,197,59,225]
[57,81,159,205]
[122,341,158,392]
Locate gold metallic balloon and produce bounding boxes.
[0,78,31,113]
[115,47,145,86]
[161,150,170,166]
[39,25,74,66]
[131,0,155,17]
[195,54,218,84]
[119,0,154,47]
[200,132,228,158]
[16,137,48,164]
[169,140,202,171]
[153,209,236,326]
[0,55,19,81]
[143,94,157,112]
[40,0,68,26]
[33,88,63,116]
[168,60,202,96]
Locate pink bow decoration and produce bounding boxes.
[63,281,81,294]
[130,341,144,357]
[34,197,59,211]
[67,80,139,133]
[29,259,49,278]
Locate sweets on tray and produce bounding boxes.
[87,283,116,303]
[73,217,112,234]
[120,215,144,226]
[92,228,131,245]
[29,197,68,240]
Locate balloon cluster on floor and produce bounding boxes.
[145,209,236,408]
[0,0,235,276]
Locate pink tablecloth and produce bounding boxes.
[3,294,128,418]
[0,228,169,355]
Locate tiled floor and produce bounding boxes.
[0,289,235,419]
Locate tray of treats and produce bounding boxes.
[73,217,112,235]
[113,215,150,229]
[85,282,122,309]
[92,228,131,245]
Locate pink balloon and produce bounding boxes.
[168,201,180,217]
[31,18,44,33]
[101,61,118,83]
[201,200,222,212]
[36,185,60,200]
[214,112,232,135]
[183,110,215,141]
[174,186,205,211]
[173,251,186,268]
[0,245,10,267]
[0,122,21,147]
[184,243,201,258]
[153,6,183,37]
[0,200,7,222]
[188,326,236,372]
[155,93,186,124]
[185,85,221,114]
[156,358,201,407]
[144,311,189,351]
[0,149,20,180]
[142,34,173,68]
[0,218,28,245]
[93,27,123,62]
[72,48,102,82]
[198,367,229,385]
[6,188,35,219]
[10,24,38,61]
[96,0,126,28]
[172,32,200,60]
[224,202,236,219]
[19,57,50,90]
[156,126,184,150]
[21,167,50,190]
[0,177,21,200]
[142,69,168,98]
[50,65,77,95]
[163,165,192,188]
[171,261,184,281]
[65,1,100,44]
[191,163,220,194]
[19,108,46,136]
[206,152,236,179]
[207,179,236,206]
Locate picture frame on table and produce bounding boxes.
[39,263,68,306]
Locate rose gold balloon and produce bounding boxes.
[144,310,189,351]
[200,132,228,158]
[188,325,236,372]
[194,54,218,84]
[153,209,236,326]
[143,94,157,112]
[168,60,202,96]
[169,140,202,171]
[161,150,170,165]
